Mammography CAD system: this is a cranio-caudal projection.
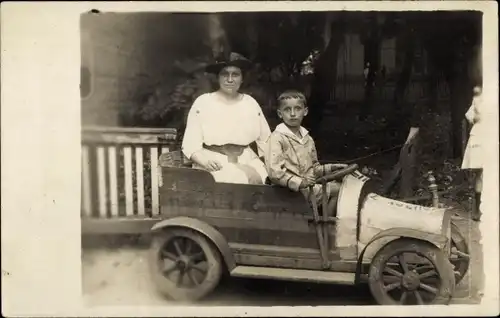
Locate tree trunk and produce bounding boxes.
[447,53,474,159]
[207,14,231,58]
[358,14,386,119]
[306,17,344,139]
[449,76,470,159]
[361,37,379,119]
[322,13,333,50]
[246,15,259,60]
[425,44,440,111]
[393,28,416,108]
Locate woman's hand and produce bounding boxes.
[404,127,420,145]
[204,160,224,172]
[191,152,223,172]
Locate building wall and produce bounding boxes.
[80,13,206,126]
[380,37,396,72]
[336,33,365,78]
[334,33,364,101]
[332,33,449,104]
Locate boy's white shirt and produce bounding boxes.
[274,123,310,145]
[267,122,335,194]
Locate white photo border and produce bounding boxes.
[1,1,498,317]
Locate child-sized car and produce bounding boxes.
[148,151,469,305]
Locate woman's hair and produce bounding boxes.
[277,90,307,108]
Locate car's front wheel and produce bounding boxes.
[368,238,455,305]
[450,222,470,284]
[423,199,471,284]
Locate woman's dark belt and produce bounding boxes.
[203,143,248,163]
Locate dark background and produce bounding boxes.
[80,10,482,198]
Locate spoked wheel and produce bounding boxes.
[449,222,470,284]
[422,199,471,284]
[148,228,222,302]
[368,238,455,305]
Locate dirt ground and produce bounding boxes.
[81,214,482,307]
[81,246,376,307]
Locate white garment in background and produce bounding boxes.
[462,95,484,170]
[181,92,271,184]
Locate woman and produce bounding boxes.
[181,52,271,185]
[462,86,484,221]
[380,101,427,197]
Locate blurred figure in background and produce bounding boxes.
[363,62,371,87]
[461,85,484,221]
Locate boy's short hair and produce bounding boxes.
[277,90,307,108]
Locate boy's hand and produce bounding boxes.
[328,163,348,172]
[300,175,316,188]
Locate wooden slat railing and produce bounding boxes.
[81,126,178,220]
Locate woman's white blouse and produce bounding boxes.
[181,93,272,159]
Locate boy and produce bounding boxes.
[265,90,347,214]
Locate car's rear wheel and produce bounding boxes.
[368,238,455,305]
[148,227,222,302]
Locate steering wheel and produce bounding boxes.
[315,164,359,184]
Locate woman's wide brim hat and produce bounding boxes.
[205,52,252,74]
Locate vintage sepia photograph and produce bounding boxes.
[78,7,490,308]
[3,1,497,316]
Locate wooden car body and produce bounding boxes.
[155,165,452,284]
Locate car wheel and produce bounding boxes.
[148,227,223,302]
[368,238,455,305]
[407,224,470,285]
[449,222,470,284]
[423,199,470,284]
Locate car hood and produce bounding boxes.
[358,193,448,247]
